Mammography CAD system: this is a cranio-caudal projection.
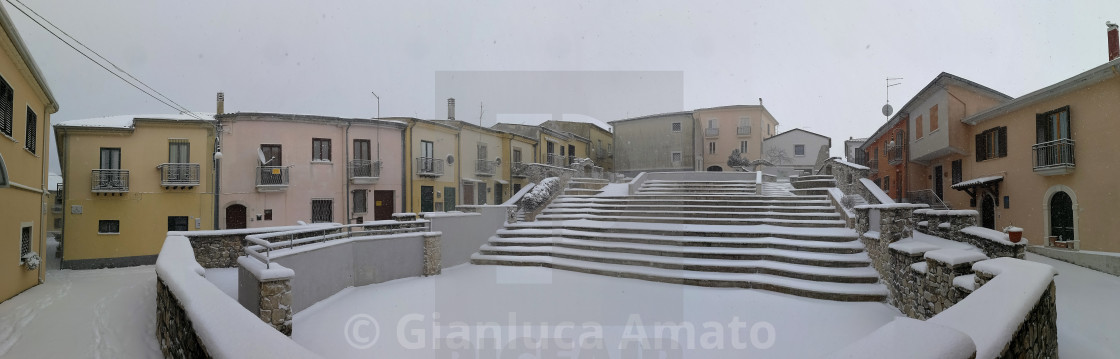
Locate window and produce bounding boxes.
[354,139,371,161]
[98,220,120,234]
[740,141,749,154]
[353,190,367,213]
[671,151,682,164]
[915,115,924,139]
[260,144,282,165]
[929,105,939,132]
[607,144,612,154]
[794,144,805,156]
[560,146,565,156]
[739,117,750,127]
[0,152,8,188]
[20,225,31,261]
[952,159,962,185]
[312,138,331,161]
[512,148,522,163]
[477,143,488,161]
[24,107,36,154]
[311,199,333,223]
[421,140,434,159]
[264,209,273,221]
[100,148,121,169]
[708,142,715,154]
[0,77,12,138]
[168,216,189,231]
[883,175,890,191]
[708,119,718,128]
[54,218,62,229]
[975,126,1007,161]
[1036,106,1071,143]
[671,122,682,132]
[767,123,771,136]
[169,139,189,163]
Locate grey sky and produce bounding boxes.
[7,0,1118,174]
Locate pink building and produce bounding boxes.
[215,113,405,228]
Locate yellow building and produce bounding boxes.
[47,173,63,237]
[54,114,216,269]
[505,132,537,195]
[400,118,460,212]
[492,123,589,168]
[542,120,615,172]
[0,4,60,302]
[434,120,510,205]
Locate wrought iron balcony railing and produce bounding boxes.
[475,159,496,176]
[91,169,129,193]
[511,162,528,178]
[546,154,565,167]
[1032,139,1075,176]
[158,163,200,187]
[737,126,751,136]
[868,159,879,174]
[416,157,444,177]
[348,160,381,183]
[256,166,290,191]
[705,127,720,137]
[887,144,905,165]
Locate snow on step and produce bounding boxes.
[470,254,888,300]
[506,219,860,240]
[542,208,841,219]
[494,227,863,249]
[481,241,872,266]
[534,213,848,227]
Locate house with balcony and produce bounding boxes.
[402,118,460,213]
[0,3,59,302]
[541,119,615,172]
[491,122,590,169]
[54,114,214,269]
[958,54,1120,252]
[609,111,697,176]
[761,128,831,175]
[857,115,906,200]
[216,112,405,228]
[47,173,63,238]
[693,103,779,172]
[504,132,537,194]
[433,119,509,205]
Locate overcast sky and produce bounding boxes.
[7,0,1119,173]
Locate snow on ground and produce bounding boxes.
[0,236,162,358]
[205,268,239,299]
[595,182,629,196]
[1026,253,1120,358]
[293,264,902,358]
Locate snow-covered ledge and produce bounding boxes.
[155,236,320,358]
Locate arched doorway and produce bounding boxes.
[706,165,723,172]
[226,204,247,229]
[980,194,996,229]
[1050,191,1074,242]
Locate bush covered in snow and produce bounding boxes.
[522,177,560,211]
[22,251,40,271]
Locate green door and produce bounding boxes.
[495,183,504,204]
[420,186,434,213]
[444,186,456,211]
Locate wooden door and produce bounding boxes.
[225,204,246,229]
[1050,192,1074,241]
[374,190,393,220]
[420,186,434,213]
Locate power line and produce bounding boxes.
[4,0,206,120]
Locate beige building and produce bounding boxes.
[542,119,615,172]
[0,4,59,302]
[402,118,460,212]
[55,114,216,269]
[434,120,510,205]
[761,128,831,174]
[958,56,1120,252]
[505,132,537,194]
[693,104,779,172]
[491,122,589,168]
[609,111,697,176]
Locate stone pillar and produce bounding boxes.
[423,232,442,276]
[888,246,931,319]
[258,278,293,335]
[923,249,987,317]
[878,207,914,244]
[912,209,930,235]
[946,211,978,243]
[237,257,295,336]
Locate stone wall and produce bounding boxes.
[822,159,872,201]
[912,210,1026,260]
[423,233,441,276]
[257,279,293,335]
[156,278,212,359]
[184,226,339,268]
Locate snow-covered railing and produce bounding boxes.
[155,236,321,358]
[243,220,430,269]
[521,176,567,221]
[171,223,339,268]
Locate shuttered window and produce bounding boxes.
[24,107,36,154]
[0,77,11,137]
[951,159,962,185]
[975,126,1007,161]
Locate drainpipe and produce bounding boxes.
[345,120,352,223]
[213,121,221,229]
[37,104,49,283]
[401,124,407,214]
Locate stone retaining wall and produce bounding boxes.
[156,278,211,359]
[182,226,339,268]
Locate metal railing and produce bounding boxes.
[415,157,444,176]
[887,144,905,165]
[1032,139,1075,171]
[348,160,381,179]
[737,126,751,136]
[91,169,129,193]
[475,159,496,176]
[867,159,879,174]
[906,189,950,210]
[256,166,290,187]
[511,162,528,178]
[546,153,565,167]
[591,166,604,179]
[705,127,720,137]
[158,163,200,186]
[243,220,431,269]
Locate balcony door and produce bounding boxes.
[933,165,943,201]
[420,140,435,172]
[260,144,283,184]
[354,140,371,176]
[99,148,122,188]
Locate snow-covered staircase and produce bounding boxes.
[472,177,887,302]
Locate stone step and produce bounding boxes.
[548,203,838,214]
[795,175,835,181]
[503,220,860,242]
[534,213,848,228]
[790,188,830,196]
[563,189,603,196]
[478,244,878,280]
[470,254,889,302]
[791,179,837,189]
[568,181,609,190]
[491,228,866,253]
[540,208,841,221]
[644,180,756,184]
[553,197,833,206]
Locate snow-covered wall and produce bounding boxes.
[428,207,510,268]
[155,236,321,358]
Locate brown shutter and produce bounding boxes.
[997,126,1008,158]
[975,133,986,161]
[1036,113,1046,143]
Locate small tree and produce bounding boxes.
[727,149,749,168]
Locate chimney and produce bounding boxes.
[1109,21,1119,61]
[758,97,763,106]
[216,92,225,115]
[447,98,456,120]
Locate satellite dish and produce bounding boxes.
[257,148,272,165]
[882,104,894,117]
[495,157,502,165]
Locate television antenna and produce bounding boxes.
[883,77,902,116]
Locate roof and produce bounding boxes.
[964,58,1120,125]
[0,4,58,113]
[217,112,408,128]
[56,113,216,129]
[767,128,832,141]
[860,72,1012,150]
[609,110,693,124]
[541,119,613,134]
[950,175,1004,190]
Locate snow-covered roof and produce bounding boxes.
[950,175,1003,190]
[56,113,216,129]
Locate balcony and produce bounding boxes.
[868,159,879,174]
[52,183,63,212]
[737,126,751,136]
[256,166,290,192]
[158,163,200,188]
[349,160,381,184]
[1032,139,1075,176]
[91,169,129,193]
[415,157,444,177]
[887,144,905,166]
[546,154,565,167]
[475,159,496,177]
[705,127,720,137]
[511,162,528,178]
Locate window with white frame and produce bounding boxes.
[740,141,749,154]
[353,190,367,213]
[312,138,331,162]
[794,144,805,156]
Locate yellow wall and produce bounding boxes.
[405,120,459,212]
[58,121,214,263]
[0,22,56,301]
[966,76,1120,252]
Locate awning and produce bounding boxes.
[496,179,509,184]
[951,175,1004,207]
[461,178,483,183]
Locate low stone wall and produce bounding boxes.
[156,278,210,358]
[912,210,1027,260]
[175,225,340,268]
[822,159,871,200]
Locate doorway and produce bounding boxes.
[495,183,504,204]
[444,187,456,211]
[980,194,996,229]
[225,204,246,229]
[706,165,723,172]
[420,186,434,213]
[934,166,944,202]
[463,183,475,205]
[1050,191,1074,241]
[373,190,394,221]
